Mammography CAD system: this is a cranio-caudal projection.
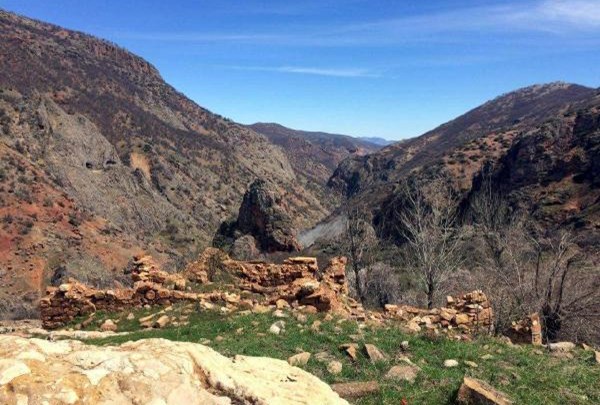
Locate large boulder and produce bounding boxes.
[216,179,301,253]
[0,335,347,405]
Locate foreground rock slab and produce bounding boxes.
[457,377,513,405]
[0,335,348,405]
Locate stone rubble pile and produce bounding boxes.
[40,247,549,346]
[383,291,493,336]
[128,255,187,291]
[506,313,543,345]
[185,249,357,315]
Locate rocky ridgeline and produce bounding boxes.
[383,291,493,337]
[0,335,347,405]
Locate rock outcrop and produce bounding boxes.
[215,179,301,255]
[0,335,348,405]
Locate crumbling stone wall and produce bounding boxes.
[506,313,543,345]
[185,249,355,314]
[384,291,494,336]
[41,256,195,329]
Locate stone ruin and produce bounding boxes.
[40,256,197,329]
[40,250,356,329]
[40,248,542,345]
[185,248,355,314]
[506,313,543,345]
[383,290,494,337]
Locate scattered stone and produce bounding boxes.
[595,351,600,364]
[154,315,170,329]
[215,336,224,342]
[126,313,135,321]
[275,299,289,309]
[457,377,514,404]
[384,365,419,383]
[100,319,117,332]
[443,359,459,368]
[288,352,311,367]
[327,361,343,375]
[400,340,410,351]
[364,344,386,363]
[315,352,334,363]
[269,320,285,335]
[272,309,288,318]
[295,313,308,323]
[310,320,322,332]
[331,381,380,399]
[481,354,494,360]
[548,342,576,352]
[406,321,421,333]
[340,344,358,361]
[464,361,479,368]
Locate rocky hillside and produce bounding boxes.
[0,10,333,313]
[327,82,600,245]
[249,123,382,187]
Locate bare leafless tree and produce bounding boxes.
[470,167,600,342]
[342,204,377,303]
[393,176,464,309]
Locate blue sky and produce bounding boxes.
[2,0,599,140]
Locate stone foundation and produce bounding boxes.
[384,291,493,335]
[506,313,543,345]
[185,250,355,314]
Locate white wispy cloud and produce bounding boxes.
[112,1,600,47]
[225,65,379,78]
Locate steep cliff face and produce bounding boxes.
[317,84,600,249]
[0,10,331,312]
[329,83,596,200]
[249,123,382,185]
[464,97,600,243]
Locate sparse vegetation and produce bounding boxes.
[75,307,600,405]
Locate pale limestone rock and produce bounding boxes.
[0,335,347,405]
[100,319,117,332]
[364,344,386,363]
[457,377,513,404]
[0,359,31,385]
[154,315,170,329]
[548,342,576,352]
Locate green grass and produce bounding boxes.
[73,305,599,405]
